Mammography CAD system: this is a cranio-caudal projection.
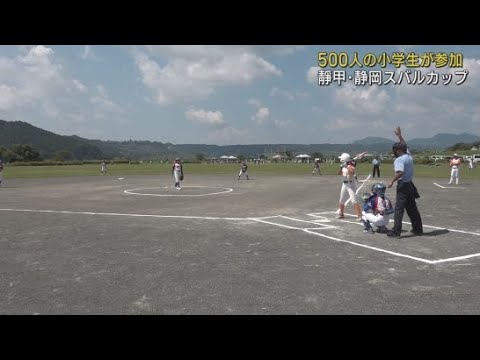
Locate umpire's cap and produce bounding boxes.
[392,142,407,153]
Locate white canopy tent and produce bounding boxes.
[220,155,238,163]
[295,154,311,163]
[271,154,286,162]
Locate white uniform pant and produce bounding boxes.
[239,170,248,178]
[174,170,182,183]
[339,181,358,205]
[362,211,390,228]
[449,166,459,184]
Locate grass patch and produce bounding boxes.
[2,162,479,180]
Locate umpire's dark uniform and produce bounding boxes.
[389,146,423,237]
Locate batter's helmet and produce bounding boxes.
[338,153,351,163]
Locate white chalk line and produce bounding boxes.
[301,229,434,264]
[0,208,246,221]
[335,213,480,263]
[124,185,233,197]
[433,182,466,189]
[2,207,480,264]
[338,213,480,237]
[277,215,337,229]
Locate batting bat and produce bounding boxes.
[353,151,368,161]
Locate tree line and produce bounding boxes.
[0,144,42,162]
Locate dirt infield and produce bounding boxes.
[1,173,479,314]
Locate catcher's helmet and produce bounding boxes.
[371,183,386,196]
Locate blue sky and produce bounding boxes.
[1,45,479,145]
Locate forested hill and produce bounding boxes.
[0,120,103,159]
[1,119,479,160]
[0,120,376,159]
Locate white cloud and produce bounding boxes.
[185,108,226,126]
[19,45,55,66]
[325,117,358,131]
[270,87,308,100]
[134,46,282,105]
[143,45,304,60]
[273,119,294,128]
[318,57,480,140]
[307,66,319,84]
[251,107,270,125]
[81,45,98,61]
[390,58,480,134]
[248,98,262,108]
[90,84,124,116]
[334,83,390,114]
[270,87,294,101]
[295,89,309,98]
[73,79,88,93]
[269,45,306,56]
[96,84,108,98]
[0,46,67,110]
[206,126,248,145]
[0,84,20,110]
[396,45,415,53]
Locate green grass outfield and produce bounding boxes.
[3,162,480,180]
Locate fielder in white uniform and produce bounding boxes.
[172,158,183,190]
[449,153,462,185]
[238,161,249,180]
[101,160,107,174]
[337,153,362,220]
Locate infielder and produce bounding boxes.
[101,159,108,175]
[238,160,249,180]
[172,158,184,190]
[312,160,321,175]
[449,153,462,185]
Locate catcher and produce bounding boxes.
[361,183,394,234]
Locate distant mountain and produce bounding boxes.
[0,120,103,159]
[1,119,479,160]
[354,133,480,149]
[408,133,480,149]
[352,137,392,146]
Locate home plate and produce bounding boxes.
[118,177,125,180]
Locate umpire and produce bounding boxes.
[372,157,381,178]
[386,126,423,238]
